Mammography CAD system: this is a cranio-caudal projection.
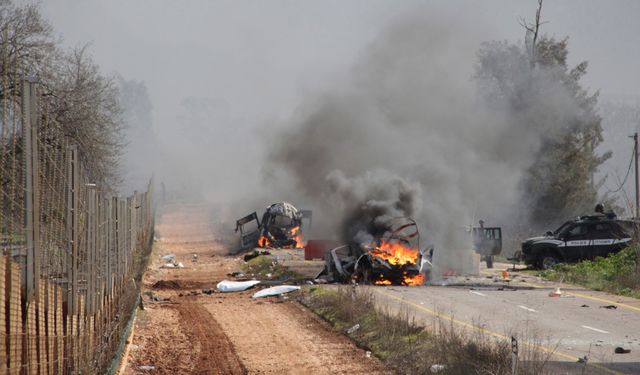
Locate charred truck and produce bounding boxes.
[235,202,311,250]
[321,218,426,286]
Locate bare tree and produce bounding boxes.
[519,0,547,65]
[0,1,125,189]
[51,45,125,188]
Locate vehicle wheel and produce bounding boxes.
[539,253,561,270]
[485,256,494,269]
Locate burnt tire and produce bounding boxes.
[538,252,561,270]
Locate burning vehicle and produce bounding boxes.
[321,218,426,286]
[235,202,311,250]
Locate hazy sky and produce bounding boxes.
[39,1,640,120]
[31,1,640,208]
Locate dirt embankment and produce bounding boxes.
[122,204,391,375]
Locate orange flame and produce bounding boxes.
[291,226,306,248]
[369,241,420,266]
[403,273,425,286]
[369,241,424,286]
[257,234,273,248]
[257,226,305,249]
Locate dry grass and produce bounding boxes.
[302,286,558,375]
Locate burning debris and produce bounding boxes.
[321,218,426,286]
[235,202,312,250]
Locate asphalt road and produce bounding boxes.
[370,263,640,375]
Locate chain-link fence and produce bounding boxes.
[1,79,153,374]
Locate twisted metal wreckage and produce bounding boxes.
[236,203,502,286]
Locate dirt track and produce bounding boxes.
[121,204,390,375]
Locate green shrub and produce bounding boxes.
[541,245,640,297]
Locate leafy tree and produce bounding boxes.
[475,0,610,229]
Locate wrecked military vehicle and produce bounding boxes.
[320,218,427,286]
[471,220,502,269]
[235,202,311,250]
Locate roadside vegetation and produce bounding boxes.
[242,254,305,282]
[302,286,553,375]
[541,245,640,298]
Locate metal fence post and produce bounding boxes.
[23,79,40,302]
[87,186,97,315]
[66,145,79,315]
[105,197,113,296]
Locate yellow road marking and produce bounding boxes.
[481,270,640,313]
[374,288,621,375]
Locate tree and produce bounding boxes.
[475,0,610,229]
[50,46,124,188]
[0,1,125,189]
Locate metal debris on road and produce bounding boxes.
[160,253,185,268]
[217,280,261,292]
[161,253,176,262]
[600,305,618,309]
[243,250,271,262]
[252,285,301,298]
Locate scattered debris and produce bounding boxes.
[600,305,617,309]
[614,347,631,354]
[202,288,214,295]
[243,250,271,262]
[161,253,176,262]
[216,280,261,292]
[252,285,301,298]
[139,365,156,371]
[577,356,588,363]
[548,287,562,297]
[160,253,184,268]
[430,364,446,373]
[192,253,198,262]
[365,351,372,358]
[346,324,361,334]
[227,271,245,277]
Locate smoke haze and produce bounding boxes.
[35,1,640,265]
[265,12,600,273]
